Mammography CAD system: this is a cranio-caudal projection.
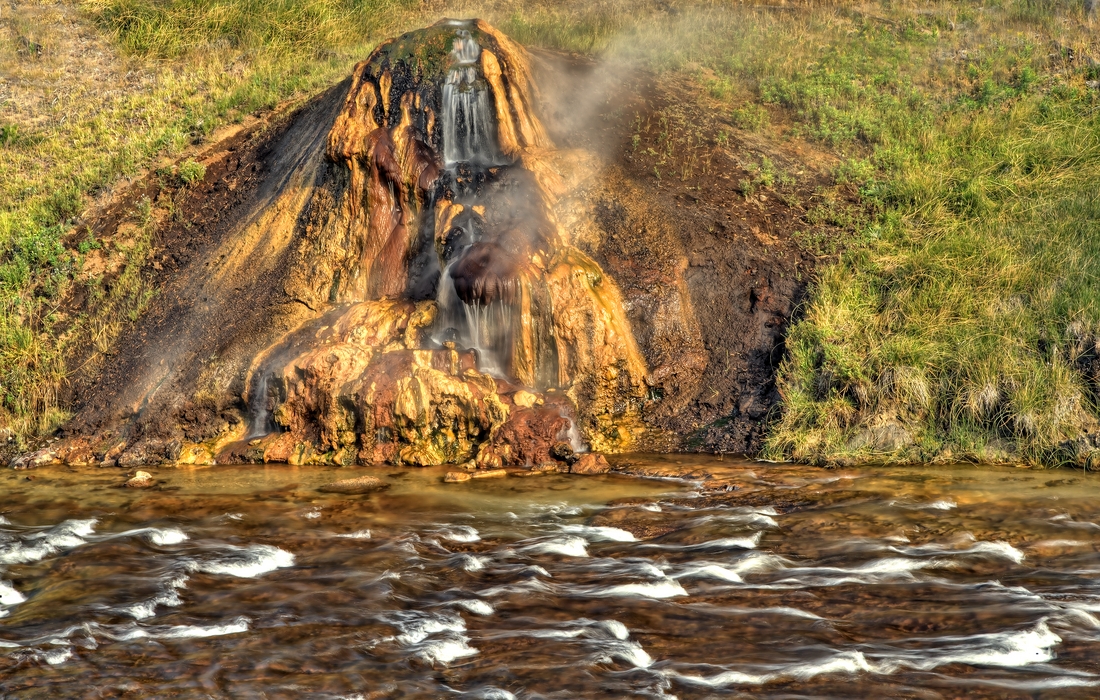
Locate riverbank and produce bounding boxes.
[4,1,1100,468]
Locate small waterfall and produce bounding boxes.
[433,27,515,375]
[246,371,275,439]
[441,30,503,166]
[434,258,511,377]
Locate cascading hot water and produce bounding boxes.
[441,30,503,166]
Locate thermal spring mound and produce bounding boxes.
[18,19,808,471]
[247,20,651,468]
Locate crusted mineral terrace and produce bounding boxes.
[14,19,834,471]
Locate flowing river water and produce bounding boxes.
[2,457,1100,698]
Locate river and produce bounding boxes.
[1,457,1099,698]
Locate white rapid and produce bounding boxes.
[5,457,1100,698]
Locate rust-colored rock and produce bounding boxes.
[489,405,569,467]
[445,471,472,483]
[571,453,610,475]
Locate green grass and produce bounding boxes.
[747,5,1100,466]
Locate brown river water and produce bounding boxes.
[1,456,1100,698]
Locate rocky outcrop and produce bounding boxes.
[22,18,824,472]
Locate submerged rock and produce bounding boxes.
[317,475,385,494]
[445,471,472,483]
[471,468,507,479]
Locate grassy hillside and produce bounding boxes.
[2,0,1099,467]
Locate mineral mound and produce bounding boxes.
[17,19,818,470]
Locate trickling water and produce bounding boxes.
[431,28,522,377]
[5,460,1100,697]
[245,370,274,439]
[441,30,503,167]
[434,257,512,377]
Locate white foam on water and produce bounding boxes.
[0,516,9,524]
[591,578,687,599]
[732,552,790,576]
[872,621,1062,672]
[639,504,662,512]
[122,575,188,620]
[967,541,1026,564]
[671,622,1062,686]
[672,650,873,687]
[892,540,1025,564]
[700,511,779,529]
[0,580,25,606]
[392,612,466,646]
[561,524,637,542]
[518,628,587,640]
[852,557,929,574]
[197,544,294,578]
[473,689,516,700]
[526,536,589,557]
[954,676,1100,690]
[460,554,487,571]
[381,610,478,666]
[452,599,494,615]
[674,564,744,583]
[302,508,322,520]
[928,499,957,510]
[722,606,823,620]
[440,526,481,543]
[158,617,250,640]
[114,616,251,641]
[337,530,372,539]
[601,620,629,640]
[606,640,653,668]
[147,528,188,546]
[0,518,97,565]
[42,647,73,665]
[419,638,479,664]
